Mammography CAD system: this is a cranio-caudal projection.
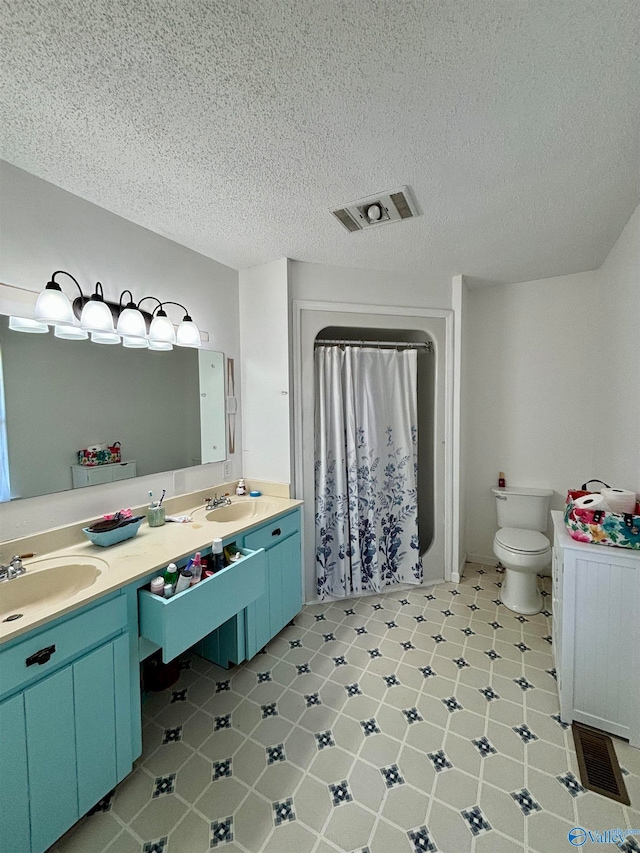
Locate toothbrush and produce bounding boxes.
[158,489,166,507]
[148,490,155,508]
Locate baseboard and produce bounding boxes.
[467,553,499,568]
[450,551,468,584]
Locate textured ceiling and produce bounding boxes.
[1,1,639,284]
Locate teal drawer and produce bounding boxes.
[138,548,266,662]
[0,595,127,700]
[243,510,299,551]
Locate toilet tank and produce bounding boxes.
[492,486,553,531]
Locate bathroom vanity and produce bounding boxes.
[551,511,640,748]
[0,489,303,853]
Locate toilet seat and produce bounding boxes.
[495,527,550,555]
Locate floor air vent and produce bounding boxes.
[572,722,630,805]
[331,186,419,232]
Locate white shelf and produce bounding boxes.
[71,461,137,488]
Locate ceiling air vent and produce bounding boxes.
[331,207,361,233]
[331,186,419,233]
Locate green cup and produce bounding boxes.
[147,505,166,527]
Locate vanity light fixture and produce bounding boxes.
[11,271,203,351]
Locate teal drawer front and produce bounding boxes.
[138,548,266,662]
[0,595,127,700]
[243,509,300,551]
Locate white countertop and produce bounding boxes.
[0,494,302,644]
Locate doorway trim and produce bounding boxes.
[292,300,459,602]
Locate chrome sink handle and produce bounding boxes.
[204,493,233,510]
[0,555,27,582]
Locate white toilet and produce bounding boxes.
[492,486,553,615]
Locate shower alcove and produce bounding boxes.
[294,304,450,603]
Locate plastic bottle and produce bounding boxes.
[498,472,506,488]
[212,538,226,573]
[236,478,247,496]
[163,582,174,599]
[150,576,165,596]
[164,562,179,588]
[189,552,203,585]
[174,568,192,594]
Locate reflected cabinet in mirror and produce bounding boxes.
[0,316,226,501]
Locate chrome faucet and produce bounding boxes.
[0,555,27,582]
[204,493,232,510]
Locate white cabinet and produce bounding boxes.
[71,461,136,488]
[552,512,640,748]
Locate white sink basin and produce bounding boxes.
[200,498,280,524]
[0,555,108,622]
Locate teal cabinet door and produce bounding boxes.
[75,635,131,815]
[278,531,303,627]
[245,515,303,660]
[17,633,132,853]
[25,665,79,853]
[0,692,30,853]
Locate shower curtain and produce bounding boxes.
[315,345,422,599]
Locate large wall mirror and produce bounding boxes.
[0,315,226,501]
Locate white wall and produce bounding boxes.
[596,204,640,488]
[0,162,240,537]
[464,203,639,563]
[464,269,602,562]
[289,261,453,310]
[239,258,291,483]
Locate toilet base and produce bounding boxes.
[500,567,543,615]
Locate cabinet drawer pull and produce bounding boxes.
[26,645,56,667]
[272,528,282,537]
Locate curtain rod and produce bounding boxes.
[315,339,434,352]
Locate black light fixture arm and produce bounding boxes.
[118,289,137,310]
[48,270,84,297]
[137,296,164,315]
[157,300,193,321]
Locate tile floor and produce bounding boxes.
[50,563,640,853]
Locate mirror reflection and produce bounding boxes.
[0,316,226,501]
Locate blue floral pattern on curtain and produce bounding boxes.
[315,345,422,599]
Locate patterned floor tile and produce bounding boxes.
[50,563,639,853]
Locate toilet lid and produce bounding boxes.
[495,527,550,554]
